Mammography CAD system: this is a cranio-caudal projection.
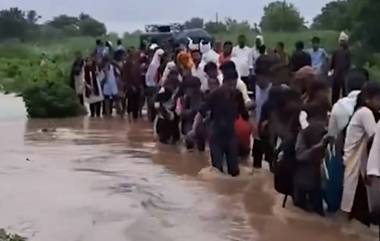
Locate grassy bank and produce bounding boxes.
[0,30,379,95]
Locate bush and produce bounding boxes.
[22,81,83,118]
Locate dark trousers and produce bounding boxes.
[145,86,158,122]
[252,138,275,170]
[89,102,101,117]
[241,76,254,94]
[156,117,180,144]
[332,77,346,104]
[77,94,84,106]
[209,134,240,177]
[103,95,120,116]
[294,187,324,216]
[127,88,141,119]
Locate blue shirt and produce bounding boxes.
[308,48,327,74]
[103,65,118,96]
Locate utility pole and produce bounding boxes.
[282,0,286,31]
[216,12,219,23]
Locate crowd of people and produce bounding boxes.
[70,31,380,230]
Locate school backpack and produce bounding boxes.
[273,136,297,207]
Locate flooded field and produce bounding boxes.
[0,94,377,241]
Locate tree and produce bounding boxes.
[26,10,40,24]
[47,14,106,37]
[184,17,204,29]
[311,1,351,30]
[204,21,227,34]
[48,15,79,29]
[260,1,305,32]
[0,8,28,39]
[351,0,380,51]
[225,18,251,32]
[79,18,106,36]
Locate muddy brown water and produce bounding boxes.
[0,93,377,241]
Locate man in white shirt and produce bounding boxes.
[328,68,369,137]
[232,34,253,91]
[191,49,208,92]
[328,68,369,159]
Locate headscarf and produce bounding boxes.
[146,48,165,85]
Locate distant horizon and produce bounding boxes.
[0,0,332,34]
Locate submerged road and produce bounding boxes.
[0,94,376,241]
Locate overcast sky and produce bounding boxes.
[0,0,331,33]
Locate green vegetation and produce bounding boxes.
[0,0,380,118]
[23,81,84,118]
[0,229,26,241]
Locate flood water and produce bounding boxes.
[0,93,377,241]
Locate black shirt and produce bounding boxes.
[290,50,312,72]
[200,86,240,137]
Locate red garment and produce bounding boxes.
[234,116,254,149]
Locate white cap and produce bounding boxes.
[339,31,349,42]
[149,43,159,50]
[188,37,199,51]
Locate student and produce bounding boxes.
[328,68,369,159]
[179,76,204,150]
[199,61,241,176]
[234,91,252,160]
[204,61,220,91]
[294,103,331,216]
[102,58,119,116]
[146,48,165,122]
[341,82,380,225]
[186,63,221,151]
[273,88,302,200]
[232,34,253,91]
[154,70,181,144]
[93,39,104,61]
[297,79,330,131]
[331,32,351,104]
[84,57,103,117]
[123,50,142,120]
[70,53,85,105]
[252,54,274,169]
[114,39,126,62]
[308,37,328,78]
[219,41,233,65]
[290,41,312,72]
[211,61,251,107]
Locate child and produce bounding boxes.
[178,76,204,150]
[234,91,253,160]
[294,103,331,216]
[186,63,221,152]
[154,70,181,144]
[84,57,104,117]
